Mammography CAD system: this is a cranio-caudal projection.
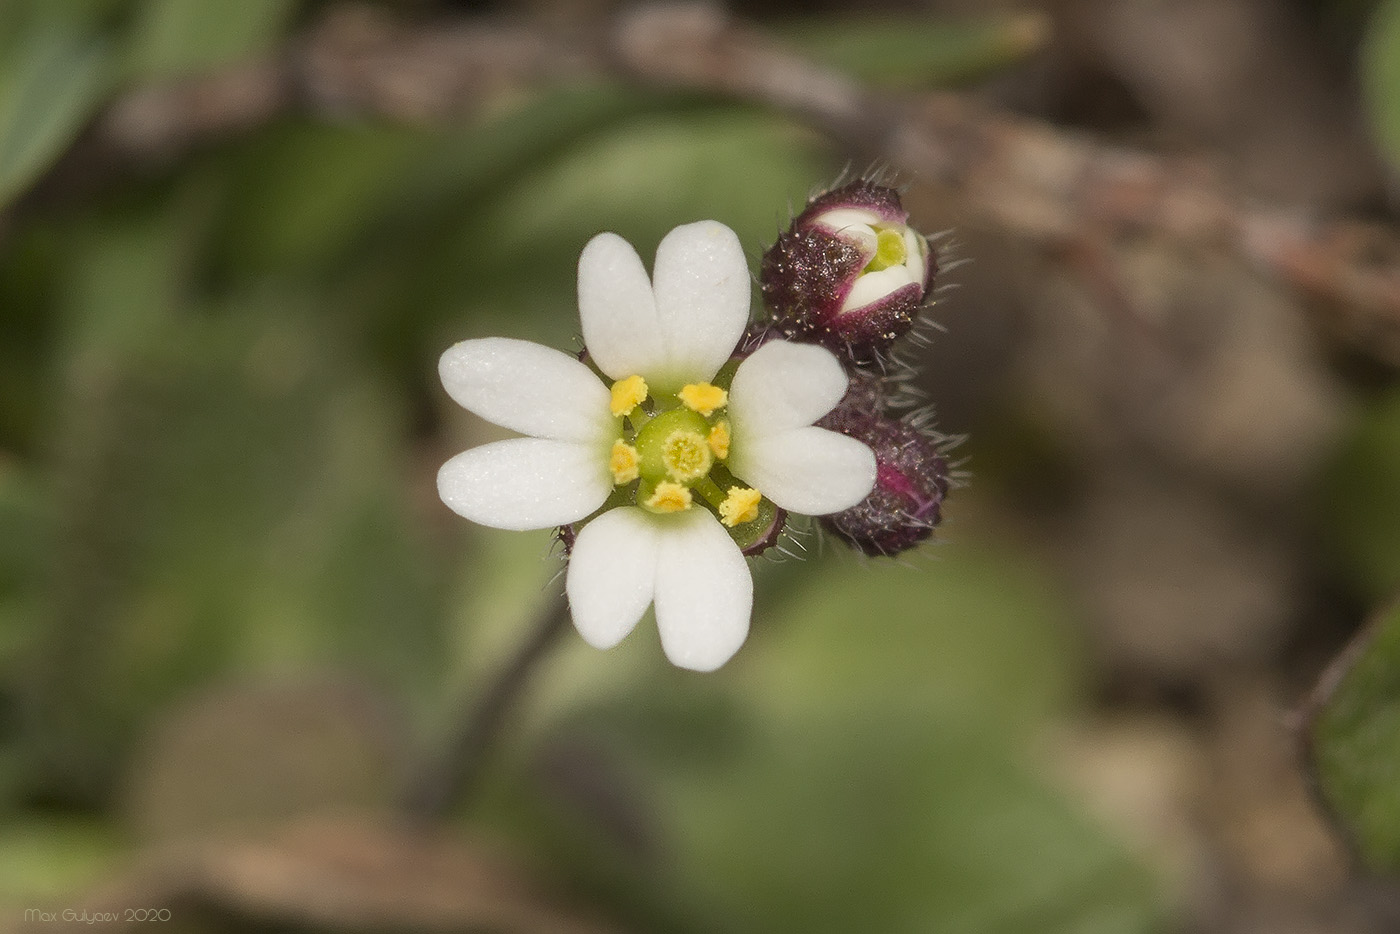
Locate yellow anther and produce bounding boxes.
[678,382,728,416]
[610,375,648,417]
[610,439,639,484]
[661,430,712,483]
[719,487,762,527]
[708,420,731,460]
[645,482,692,513]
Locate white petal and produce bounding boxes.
[902,228,928,285]
[437,438,610,531]
[811,208,879,256]
[439,338,612,443]
[841,266,917,312]
[729,426,876,515]
[651,220,751,387]
[566,506,658,650]
[578,232,666,380]
[812,207,881,232]
[728,340,849,438]
[652,508,752,671]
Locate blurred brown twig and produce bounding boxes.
[9,1,1400,363]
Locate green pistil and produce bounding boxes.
[635,407,713,484]
[864,227,908,273]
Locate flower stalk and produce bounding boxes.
[400,589,572,822]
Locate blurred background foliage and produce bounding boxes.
[3,0,1400,931]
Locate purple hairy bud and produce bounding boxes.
[761,180,935,364]
[817,377,950,556]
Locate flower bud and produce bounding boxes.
[761,180,935,363]
[817,375,950,556]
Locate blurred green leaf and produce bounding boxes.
[21,195,446,803]
[1306,600,1400,873]
[488,537,1156,933]
[0,464,44,814]
[432,107,827,350]
[533,699,1157,934]
[0,816,122,914]
[743,543,1082,738]
[1363,0,1400,167]
[0,462,47,600]
[0,0,131,37]
[30,305,447,797]
[60,194,199,354]
[473,108,825,265]
[391,83,698,205]
[659,714,1156,934]
[125,0,295,79]
[1324,387,1400,597]
[0,222,65,454]
[778,12,1052,87]
[216,123,439,275]
[0,463,49,691]
[0,26,111,209]
[217,84,627,265]
[212,83,690,361]
[242,98,832,386]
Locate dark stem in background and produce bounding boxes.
[400,588,572,822]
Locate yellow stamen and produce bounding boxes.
[610,374,648,417]
[661,430,712,483]
[645,482,692,513]
[719,487,762,527]
[610,439,639,484]
[708,420,731,460]
[678,382,728,416]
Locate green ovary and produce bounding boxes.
[635,408,714,484]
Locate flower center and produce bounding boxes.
[635,408,712,484]
[604,374,769,532]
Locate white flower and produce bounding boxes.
[437,220,875,671]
